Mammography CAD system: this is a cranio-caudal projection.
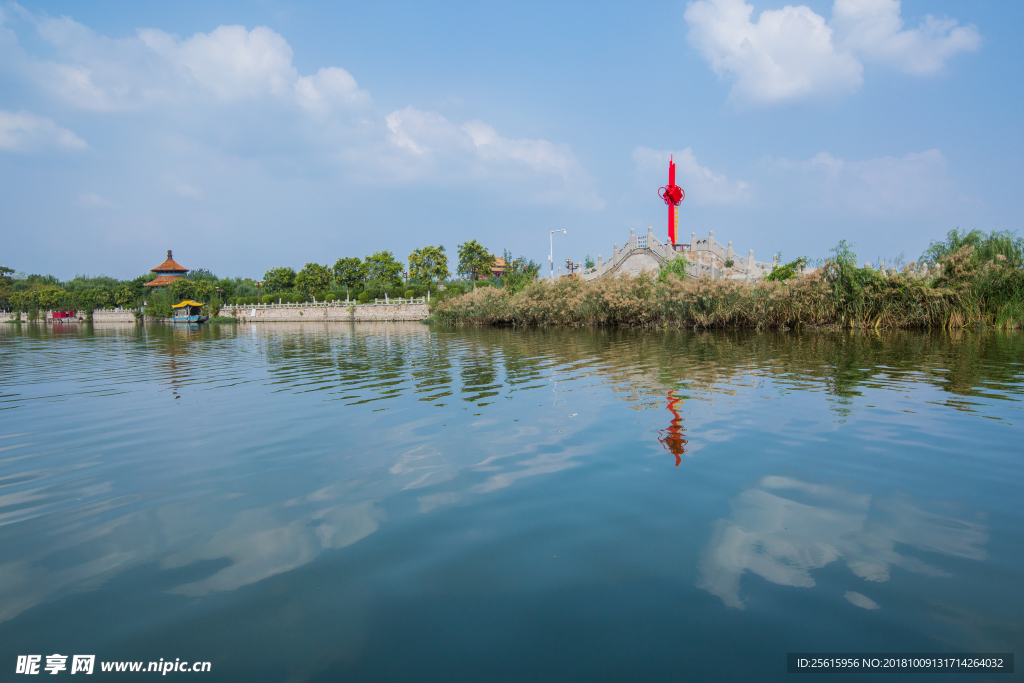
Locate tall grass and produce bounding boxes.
[433,236,1024,330]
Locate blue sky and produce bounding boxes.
[1,0,1020,279]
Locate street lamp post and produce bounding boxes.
[256,281,263,304]
[550,230,566,279]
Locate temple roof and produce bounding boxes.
[143,274,182,288]
[151,250,189,273]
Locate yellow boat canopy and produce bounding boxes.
[172,300,205,308]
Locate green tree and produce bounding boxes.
[185,268,218,283]
[169,277,197,302]
[114,285,136,308]
[500,250,541,295]
[657,254,691,282]
[408,246,450,294]
[765,256,808,282]
[193,280,215,302]
[27,273,60,286]
[922,228,1024,266]
[127,275,150,300]
[232,278,258,298]
[457,240,496,288]
[584,254,595,270]
[363,251,403,288]
[76,290,97,314]
[263,267,296,293]
[214,278,236,298]
[295,262,333,299]
[332,257,365,297]
[0,266,14,287]
[36,287,61,311]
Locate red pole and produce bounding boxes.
[659,154,685,246]
[668,156,676,244]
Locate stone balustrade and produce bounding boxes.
[1,302,430,324]
[219,302,429,322]
[580,227,777,282]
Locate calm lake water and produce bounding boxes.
[1,322,1021,681]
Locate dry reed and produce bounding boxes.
[433,246,1024,330]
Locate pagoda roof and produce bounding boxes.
[172,300,204,308]
[151,250,189,273]
[143,274,183,288]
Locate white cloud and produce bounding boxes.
[15,11,371,113]
[684,0,980,104]
[385,106,465,157]
[139,25,298,102]
[769,148,950,214]
[633,146,749,205]
[0,109,86,151]
[169,180,203,200]
[1,9,592,208]
[832,0,981,75]
[684,0,863,103]
[384,106,602,207]
[295,67,370,113]
[78,192,114,207]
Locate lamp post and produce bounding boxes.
[256,280,263,304]
[550,229,566,279]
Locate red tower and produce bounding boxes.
[658,155,685,245]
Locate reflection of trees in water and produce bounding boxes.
[409,337,453,405]
[443,327,1024,418]
[458,344,502,406]
[696,476,988,610]
[261,326,416,404]
[62,323,1015,418]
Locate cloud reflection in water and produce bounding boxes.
[697,476,988,609]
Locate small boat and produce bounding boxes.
[170,300,209,323]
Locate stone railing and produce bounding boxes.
[576,227,777,282]
[221,296,427,311]
[220,302,430,322]
[0,309,139,323]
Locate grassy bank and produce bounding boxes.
[433,236,1024,330]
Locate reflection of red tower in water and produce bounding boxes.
[657,390,688,466]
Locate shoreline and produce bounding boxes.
[0,302,430,324]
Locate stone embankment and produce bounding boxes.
[220,302,429,322]
[0,310,137,323]
[1,303,430,324]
